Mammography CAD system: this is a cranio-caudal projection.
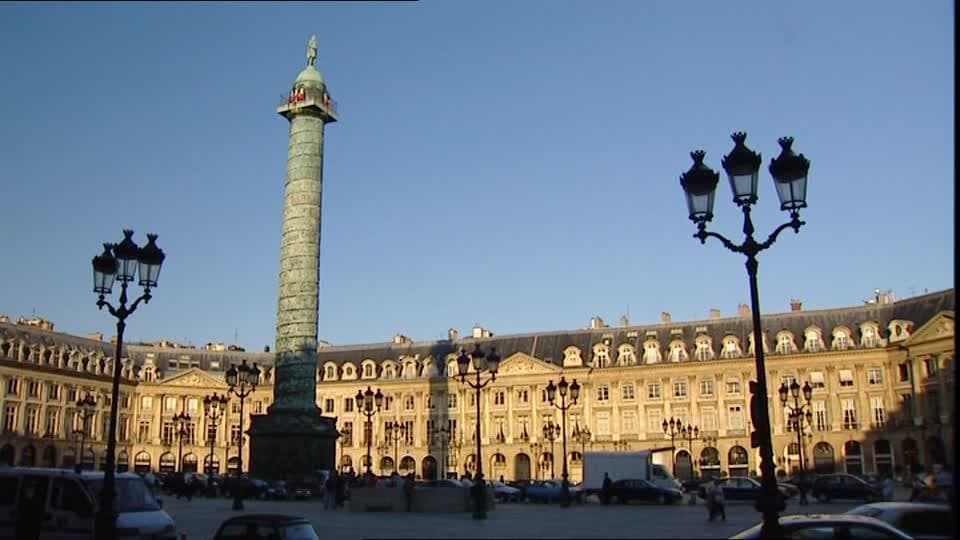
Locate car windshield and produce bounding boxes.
[83,477,161,513]
[847,505,884,518]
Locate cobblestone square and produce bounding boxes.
[164,497,862,539]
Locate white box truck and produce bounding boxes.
[582,450,682,493]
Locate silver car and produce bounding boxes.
[847,502,954,540]
[730,514,913,540]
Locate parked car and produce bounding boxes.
[266,480,289,500]
[812,473,883,503]
[609,478,683,504]
[525,480,583,503]
[223,476,269,499]
[697,476,791,501]
[730,514,913,540]
[490,480,521,502]
[778,481,800,498]
[422,479,464,488]
[847,502,954,540]
[213,514,318,540]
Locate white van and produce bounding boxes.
[0,467,177,539]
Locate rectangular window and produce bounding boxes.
[28,381,41,398]
[728,405,744,430]
[596,412,610,435]
[344,398,354,412]
[231,401,241,414]
[841,398,858,430]
[726,380,741,395]
[494,391,506,406]
[839,369,855,387]
[897,363,911,382]
[119,417,129,442]
[324,399,335,413]
[46,409,60,437]
[780,374,797,389]
[647,383,661,400]
[809,371,825,389]
[446,394,456,409]
[870,397,885,428]
[701,408,717,431]
[621,384,635,401]
[621,411,637,433]
[384,396,394,412]
[923,357,938,378]
[6,378,19,396]
[342,421,353,446]
[673,381,688,399]
[4,405,18,433]
[596,386,609,402]
[187,398,199,413]
[25,408,39,435]
[699,378,714,397]
[138,420,151,443]
[230,424,241,445]
[165,397,178,412]
[404,395,415,411]
[48,383,61,401]
[516,389,529,404]
[67,386,77,402]
[866,367,883,385]
[426,395,435,410]
[813,401,828,431]
[162,421,175,446]
[645,409,662,436]
[254,401,264,414]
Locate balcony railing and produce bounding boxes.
[277,93,339,117]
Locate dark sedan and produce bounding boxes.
[698,476,790,501]
[213,514,318,540]
[609,479,683,504]
[812,473,883,503]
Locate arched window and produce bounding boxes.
[832,328,853,351]
[813,442,835,473]
[643,341,661,364]
[728,445,749,476]
[617,345,637,366]
[668,341,687,362]
[775,331,797,355]
[694,337,714,361]
[721,336,742,359]
[399,456,416,476]
[803,327,823,353]
[592,344,611,368]
[844,441,863,475]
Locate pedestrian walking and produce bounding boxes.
[600,472,612,505]
[324,471,338,510]
[798,474,810,505]
[403,472,415,512]
[882,473,895,502]
[706,479,726,522]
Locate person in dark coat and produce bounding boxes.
[15,477,47,540]
[600,473,613,505]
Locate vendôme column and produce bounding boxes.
[249,35,339,480]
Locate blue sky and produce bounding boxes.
[0,2,953,350]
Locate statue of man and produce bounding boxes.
[307,35,318,66]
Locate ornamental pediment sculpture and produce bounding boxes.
[497,353,562,376]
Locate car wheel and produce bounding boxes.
[656,494,666,505]
[816,493,830,503]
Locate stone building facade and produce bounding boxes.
[0,289,953,482]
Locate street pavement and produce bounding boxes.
[163,495,867,539]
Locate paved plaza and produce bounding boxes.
[164,497,863,539]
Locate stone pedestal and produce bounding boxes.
[247,408,338,481]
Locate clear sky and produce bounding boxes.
[0,2,954,351]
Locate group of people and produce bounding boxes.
[285,87,334,110]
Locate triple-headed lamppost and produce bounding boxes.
[682,423,699,479]
[779,380,813,478]
[456,344,501,520]
[203,393,228,475]
[679,132,810,538]
[388,420,410,474]
[546,377,580,508]
[542,421,560,479]
[662,417,683,476]
[226,359,260,510]
[74,393,97,473]
[173,410,191,473]
[356,386,384,477]
[91,230,165,540]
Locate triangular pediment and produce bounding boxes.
[903,311,955,346]
[158,367,227,389]
[496,352,562,376]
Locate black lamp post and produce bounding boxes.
[356,386,384,477]
[679,132,810,538]
[173,411,191,473]
[429,424,451,480]
[90,230,165,540]
[74,393,97,473]
[456,344,500,520]
[542,421,560,479]
[388,421,410,474]
[662,417,683,476]
[339,424,352,474]
[681,424,700,479]
[203,393,228,476]
[572,423,592,456]
[529,440,543,481]
[779,380,813,478]
[546,377,580,507]
[700,433,719,478]
[225,358,260,510]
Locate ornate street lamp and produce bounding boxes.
[679,132,809,538]
[90,230,165,540]
[546,377,580,507]
[681,424,700,479]
[456,344,500,519]
[662,417,683,476]
[203,393,228,476]
[356,386,384,477]
[225,358,260,510]
[429,424,451,479]
[572,423,592,456]
[387,420,410,475]
[173,411,191,473]
[779,380,814,479]
[338,424,352,474]
[74,393,97,473]
[542,421,560,479]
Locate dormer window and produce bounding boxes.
[832,328,852,351]
[694,337,714,361]
[775,331,797,355]
[803,327,824,353]
[860,323,883,348]
[383,364,397,380]
[363,364,374,378]
[747,332,768,355]
[592,344,611,368]
[617,345,637,366]
[642,341,662,364]
[402,362,418,379]
[721,336,742,359]
[668,341,687,362]
[563,346,583,368]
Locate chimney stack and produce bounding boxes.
[620,314,630,327]
[448,328,458,341]
[590,316,605,329]
[661,312,671,323]
[790,298,802,312]
[738,304,750,317]
[710,308,721,320]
